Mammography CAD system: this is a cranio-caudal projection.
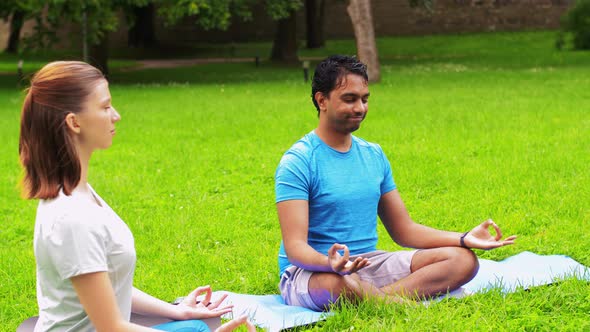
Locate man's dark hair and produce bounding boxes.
[311,55,368,113]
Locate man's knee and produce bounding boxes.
[447,247,479,283]
[308,273,364,309]
[413,247,479,284]
[308,273,348,309]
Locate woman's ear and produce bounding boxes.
[65,113,81,134]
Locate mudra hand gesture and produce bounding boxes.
[177,285,233,319]
[328,243,371,275]
[178,286,256,332]
[463,219,517,250]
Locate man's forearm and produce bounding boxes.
[396,222,463,249]
[286,242,334,273]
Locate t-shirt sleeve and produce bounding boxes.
[275,151,311,203]
[43,214,109,280]
[379,146,397,195]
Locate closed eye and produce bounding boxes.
[342,95,358,103]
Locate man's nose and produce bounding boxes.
[353,99,366,113]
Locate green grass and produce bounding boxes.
[1,30,589,331]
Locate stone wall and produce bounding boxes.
[155,0,573,44]
[383,0,574,35]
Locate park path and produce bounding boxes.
[132,57,255,70]
[0,57,255,75]
[128,56,325,70]
[0,56,325,75]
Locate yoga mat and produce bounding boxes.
[217,251,590,332]
[463,251,589,293]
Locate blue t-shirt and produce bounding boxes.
[275,130,396,276]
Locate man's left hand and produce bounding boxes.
[463,219,517,250]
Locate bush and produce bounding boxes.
[561,0,590,50]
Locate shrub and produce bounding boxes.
[561,0,590,50]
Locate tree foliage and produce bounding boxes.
[23,0,147,50]
[265,0,302,20]
[157,0,302,29]
[560,0,590,50]
[0,1,34,20]
[1,1,36,53]
[157,0,254,30]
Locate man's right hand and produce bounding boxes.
[328,243,370,275]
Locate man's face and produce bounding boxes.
[316,73,370,134]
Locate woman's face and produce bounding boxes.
[77,79,121,150]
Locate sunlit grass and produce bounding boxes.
[1,30,589,330]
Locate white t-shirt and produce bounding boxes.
[33,185,136,332]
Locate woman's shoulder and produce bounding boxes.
[36,191,103,234]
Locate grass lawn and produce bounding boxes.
[1,30,589,331]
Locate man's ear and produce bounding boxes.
[314,91,327,112]
[64,113,81,134]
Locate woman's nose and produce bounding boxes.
[111,107,121,122]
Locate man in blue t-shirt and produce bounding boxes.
[275,55,517,311]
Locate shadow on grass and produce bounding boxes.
[108,61,307,86]
[2,49,590,90]
[0,61,312,89]
[2,28,590,89]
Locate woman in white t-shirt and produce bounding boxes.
[19,61,254,332]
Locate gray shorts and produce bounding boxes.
[279,250,416,311]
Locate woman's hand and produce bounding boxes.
[215,315,256,332]
[176,285,233,320]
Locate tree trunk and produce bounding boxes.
[270,10,299,64]
[346,0,380,83]
[89,34,110,76]
[128,3,156,48]
[305,0,326,49]
[6,10,25,53]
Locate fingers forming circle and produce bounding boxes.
[208,293,228,309]
[491,222,503,241]
[342,246,350,261]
